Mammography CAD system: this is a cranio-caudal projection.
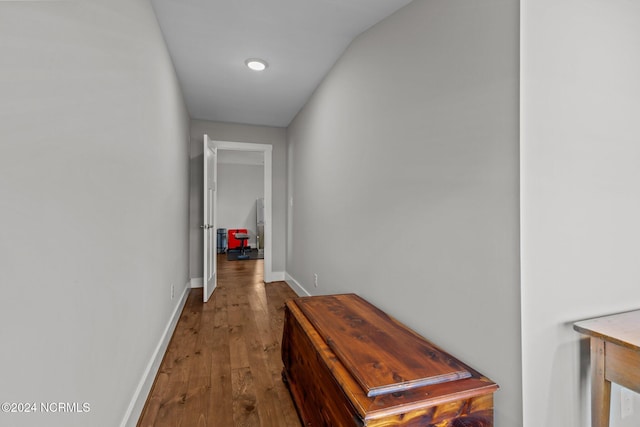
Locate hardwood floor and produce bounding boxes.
[138,254,302,427]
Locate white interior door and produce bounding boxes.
[203,134,217,302]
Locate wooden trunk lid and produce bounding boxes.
[293,293,472,397]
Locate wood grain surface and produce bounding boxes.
[138,255,301,427]
[295,294,471,397]
[574,309,640,351]
[282,294,498,426]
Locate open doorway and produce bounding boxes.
[214,140,274,282]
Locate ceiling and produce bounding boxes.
[150,0,413,128]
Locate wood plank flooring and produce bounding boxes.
[138,254,302,427]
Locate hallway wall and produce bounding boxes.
[0,1,190,426]
[286,0,521,425]
[521,1,640,425]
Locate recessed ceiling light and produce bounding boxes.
[245,58,268,71]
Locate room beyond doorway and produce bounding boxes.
[214,140,274,283]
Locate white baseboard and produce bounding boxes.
[190,277,203,288]
[285,272,311,297]
[267,271,285,282]
[119,281,190,427]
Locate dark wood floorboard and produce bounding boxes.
[138,254,302,427]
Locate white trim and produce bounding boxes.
[203,135,217,302]
[190,277,203,288]
[213,140,274,284]
[285,272,312,297]
[270,271,285,282]
[119,283,190,427]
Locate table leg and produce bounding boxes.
[591,338,611,427]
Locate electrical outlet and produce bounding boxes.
[313,273,318,287]
[171,283,175,300]
[622,387,634,418]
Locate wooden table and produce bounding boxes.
[574,310,640,427]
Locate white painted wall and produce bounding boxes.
[217,162,264,247]
[189,120,287,278]
[521,1,640,426]
[0,1,190,426]
[286,1,521,425]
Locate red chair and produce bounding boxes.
[227,229,248,250]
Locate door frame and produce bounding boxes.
[214,140,274,283]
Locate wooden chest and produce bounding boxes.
[281,294,498,427]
